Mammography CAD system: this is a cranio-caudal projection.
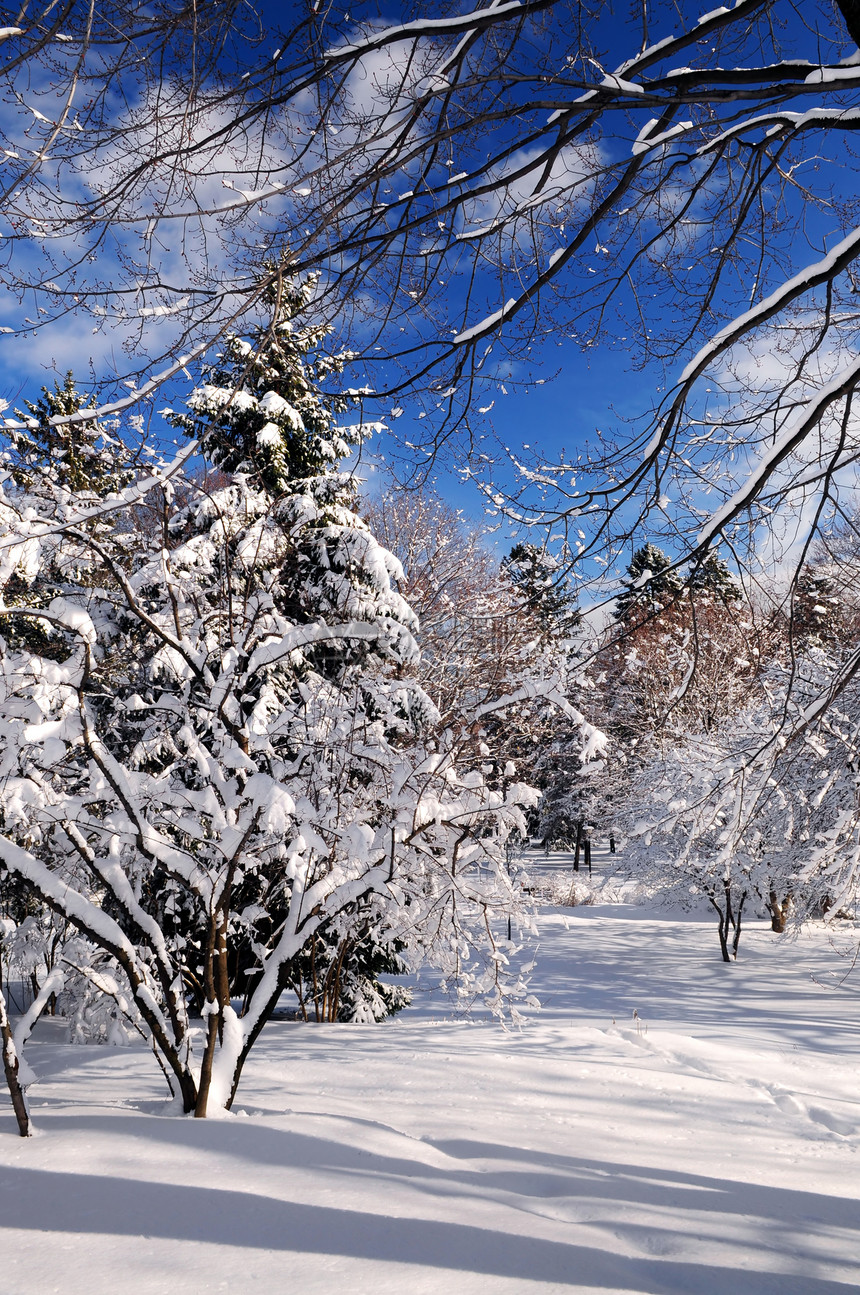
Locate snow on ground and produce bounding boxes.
[2,872,860,1294]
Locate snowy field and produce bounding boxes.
[2,877,860,1295]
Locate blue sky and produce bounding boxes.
[0,5,665,448]
[0,0,852,562]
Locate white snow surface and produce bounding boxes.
[2,869,860,1293]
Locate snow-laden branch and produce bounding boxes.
[1,350,207,429]
[474,677,607,762]
[0,441,200,556]
[244,618,390,674]
[696,351,860,548]
[79,704,213,895]
[322,1,552,62]
[11,966,65,1086]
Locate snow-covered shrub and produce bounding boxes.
[528,872,597,908]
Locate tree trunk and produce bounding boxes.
[194,1009,219,1118]
[225,962,297,1111]
[195,908,222,1118]
[707,885,732,964]
[0,978,30,1137]
[766,889,791,933]
[732,891,747,960]
[573,819,583,873]
[715,908,731,963]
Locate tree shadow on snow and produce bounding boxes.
[532,917,858,1054]
[2,1115,858,1293]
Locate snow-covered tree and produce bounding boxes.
[789,567,845,652]
[597,547,750,743]
[0,292,544,1120]
[11,373,133,496]
[364,489,604,845]
[620,648,860,959]
[614,545,684,624]
[364,491,531,725]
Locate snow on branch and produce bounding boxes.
[322,1,552,62]
[696,351,860,548]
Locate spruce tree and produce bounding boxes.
[502,542,579,639]
[169,275,413,668]
[12,372,129,496]
[686,552,741,604]
[614,543,683,621]
[2,373,137,662]
[164,280,425,1023]
[789,565,842,649]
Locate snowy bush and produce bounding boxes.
[528,873,597,909]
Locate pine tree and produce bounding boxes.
[614,543,683,621]
[164,282,426,1023]
[615,544,740,623]
[1,373,138,663]
[169,275,358,496]
[686,552,741,604]
[502,542,579,639]
[12,372,129,496]
[168,275,413,674]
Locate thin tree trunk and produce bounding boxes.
[573,820,583,873]
[716,909,730,963]
[723,878,735,933]
[0,975,30,1137]
[195,1010,219,1118]
[329,939,350,1022]
[732,892,747,960]
[311,932,321,1022]
[294,973,309,1022]
[225,958,299,1111]
[707,890,731,963]
[195,908,221,1118]
[216,911,230,1044]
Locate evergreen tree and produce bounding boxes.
[790,565,842,649]
[614,543,683,621]
[616,544,739,622]
[12,372,130,496]
[2,373,139,663]
[686,552,741,604]
[164,283,424,1022]
[168,275,410,674]
[169,275,357,496]
[501,542,579,639]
